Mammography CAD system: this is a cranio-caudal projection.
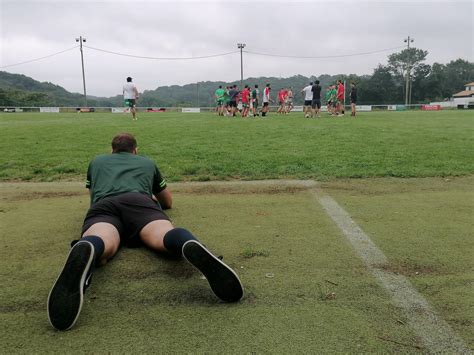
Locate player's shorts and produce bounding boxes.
[242,103,249,108]
[350,97,357,104]
[311,99,321,109]
[229,101,237,108]
[304,100,312,106]
[217,99,224,107]
[81,192,170,247]
[327,100,333,106]
[124,99,136,108]
[252,100,259,108]
[263,101,269,107]
[287,98,293,105]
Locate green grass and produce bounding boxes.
[1,179,472,352]
[1,110,472,352]
[0,110,473,182]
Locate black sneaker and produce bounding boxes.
[183,240,243,302]
[47,241,94,331]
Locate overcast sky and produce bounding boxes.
[0,0,473,97]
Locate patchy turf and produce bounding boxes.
[321,175,474,348]
[1,179,472,352]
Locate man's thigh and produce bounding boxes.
[139,220,174,252]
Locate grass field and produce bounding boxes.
[0,110,473,353]
[0,110,473,181]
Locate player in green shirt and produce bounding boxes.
[47,133,244,331]
[214,86,225,116]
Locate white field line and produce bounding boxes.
[314,191,470,354]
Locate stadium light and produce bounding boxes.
[237,43,246,90]
[76,36,87,106]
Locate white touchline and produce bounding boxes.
[314,192,470,354]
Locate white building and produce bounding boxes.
[430,82,474,108]
[451,82,474,107]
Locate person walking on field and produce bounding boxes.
[47,133,244,331]
[350,82,358,117]
[123,77,139,121]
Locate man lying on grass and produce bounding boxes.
[47,132,243,331]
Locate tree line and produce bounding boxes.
[1,48,473,107]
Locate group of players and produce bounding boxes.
[214,80,358,118]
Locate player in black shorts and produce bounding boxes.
[350,82,358,117]
[47,133,244,331]
[311,80,322,118]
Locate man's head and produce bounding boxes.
[255,84,258,88]
[112,133,137,154]
[315,80,320,85]
[127,77,132,82]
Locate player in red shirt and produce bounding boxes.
[241,85,251,118]
[277,88,288,114]
[336,80,345,116]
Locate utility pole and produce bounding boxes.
[237,43,246,90]
[404,36,414,107]
[76,36,87,107]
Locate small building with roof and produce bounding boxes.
[430,82,474,108]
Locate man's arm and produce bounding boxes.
[153,189,172,210]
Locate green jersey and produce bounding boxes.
[215,88,225,101]
[86,152,167,204]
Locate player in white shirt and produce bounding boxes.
[301,82,313,118]
[261,84,272,117]
[123,77,139,120]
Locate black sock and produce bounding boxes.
[163,228,198,256]
[81,235,105,267]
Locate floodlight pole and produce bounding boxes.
[404,36,414,107]
[237,43,246,90]
[76,36,87,106]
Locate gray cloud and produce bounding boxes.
[1,0,472,96]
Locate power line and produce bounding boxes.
[0,46,79,69]
[83,45,240,60]
[243,46,406,59]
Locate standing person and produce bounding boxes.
[261,83,272,117]
[311,80,322,118]
[285,87,294,113]
[325,86,333,115]
[228,85,240,116]
[330,84,338,116]
[277,88,285,114]
[123,77,139,121]
[223,86,231,116]
[336,80,345,116]
[241,85,251,118]
[251,84,259,117]
[301,82,313,118]
[47,133,244,331]
[214,85,225,116]
[350,82,358,117]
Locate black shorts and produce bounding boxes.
[81,192,170,246]
[263,102,269,107]
[304,100,312,106]
[229,101,237,108]
[351,98,357,104]
[311,99,321,109]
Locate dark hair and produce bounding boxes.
[255,84,258,88]
[219,85,222,88]
[112,133,137,153]
[315,80,320,84]
[126,77,132,82]
[309,82,313,85]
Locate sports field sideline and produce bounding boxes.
[0,110,473,352]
